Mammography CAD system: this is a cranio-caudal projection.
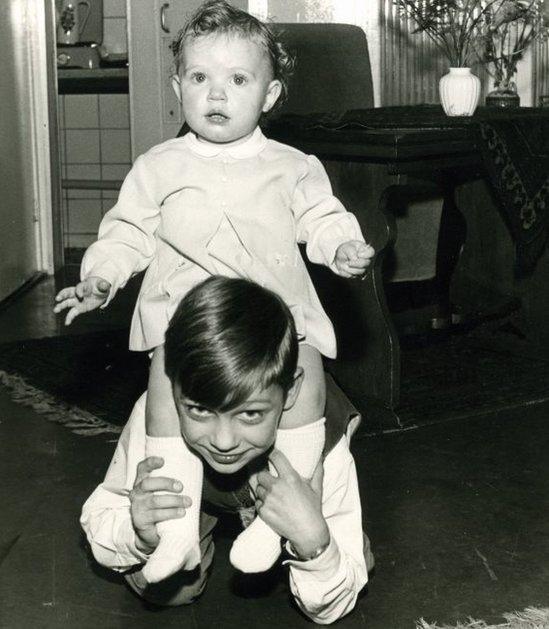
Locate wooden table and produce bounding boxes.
[266,106,493,428]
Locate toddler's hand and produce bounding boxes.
[334,240,375,278]
[53,276,111,325]
[129,456,192,553]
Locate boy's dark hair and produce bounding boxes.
[164,276,298,411]
[171,0,294,109]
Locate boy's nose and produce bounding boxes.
[210,420,238,451]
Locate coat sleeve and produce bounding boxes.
[80,395,150,571]
[80,153,162,306]
[291,155,365,270]
[284,437,368,624]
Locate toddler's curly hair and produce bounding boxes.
[171,0,294,110]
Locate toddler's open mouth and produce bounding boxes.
[206,111,229,123]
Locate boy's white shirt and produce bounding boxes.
[80,127,365,358]
[80,394,368,624]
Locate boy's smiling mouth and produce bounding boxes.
[207,451,244,464]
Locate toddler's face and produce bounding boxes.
[173,32,281,144]
[174,383,286,474]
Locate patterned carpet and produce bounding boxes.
[0,321,548,435]
[395,321,549,428]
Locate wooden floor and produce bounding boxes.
[1,274,548,628]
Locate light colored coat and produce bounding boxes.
[81,127,364,356]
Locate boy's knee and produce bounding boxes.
[125,566,208,606]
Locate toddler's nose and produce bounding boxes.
[208,85,227,101]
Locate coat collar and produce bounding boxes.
[183,126,267,159]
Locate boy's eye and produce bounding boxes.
[191,72,206,83]
[186,404,213,418]
[237,410,263,424]
[233,74,247,86]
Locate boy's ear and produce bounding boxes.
[283,366,304,411]
[171,74,182,103]
[262,79,282,113]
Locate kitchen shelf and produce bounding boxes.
[57,68,129,94]
[61,179,123,191]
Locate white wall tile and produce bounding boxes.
[101,189,120,199]
[66,233,96,248]
[103,0,126,18]
[57,95,65,126]
[58,128,66,163]
[66,130,100,163]
[100,128,131,163]
[103,17,127,54]
[101,164,131,180]
[67,199,103,233]
[64,94,99,128]
[66,164,101,180]
[99,94,129,128]
[102,198,116,213]
[67,188,102,199]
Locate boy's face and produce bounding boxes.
[172,32,282,145]
[174,374,301,474]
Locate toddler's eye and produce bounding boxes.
[191,72,206,83]
[233,74,247,86]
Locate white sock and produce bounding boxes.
[141,436,203,583]
[229,417,326,573]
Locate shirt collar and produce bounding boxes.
[183,126,267,159]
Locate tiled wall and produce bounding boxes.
[58,0,129,252]
[58,93,131,249]
[102,0,127,57]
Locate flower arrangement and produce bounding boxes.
[393,0,549,73]
[479,0,549,89]
[393,0,494,67]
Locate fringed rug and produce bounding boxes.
[0,329,147,436]
[0,320,548,436]
[416,606,549,629]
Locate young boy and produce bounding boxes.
[80,276,372,624]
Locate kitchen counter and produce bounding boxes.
[57,67,128,94]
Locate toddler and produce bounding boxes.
[55,0,373,583]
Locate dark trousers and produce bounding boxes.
[125,509,374,607]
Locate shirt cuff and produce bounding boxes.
[117,518,152,567]
[283,536,341,580]
[312,214,365,271]
[80,259,125,307]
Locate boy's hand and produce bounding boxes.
[129,456,192,553]
[53,276,111,325]
[334,240,375,278]
[253,450,330,559]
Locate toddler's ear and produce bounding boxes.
[262,79,282,113]
[171,75,182,103]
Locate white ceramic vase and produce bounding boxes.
[439,67,481,117]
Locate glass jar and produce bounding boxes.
[485,80,520,108]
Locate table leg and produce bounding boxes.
[432,185,467,328]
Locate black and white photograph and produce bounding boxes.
[1,1,549,627]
